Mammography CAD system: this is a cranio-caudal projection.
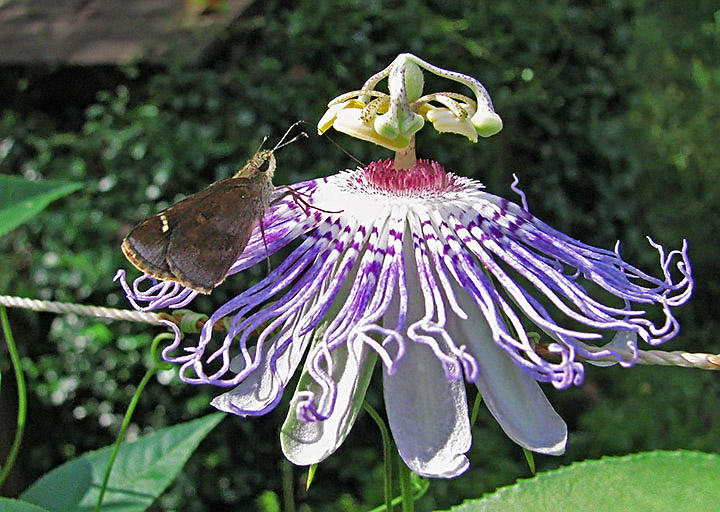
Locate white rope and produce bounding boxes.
[564,341,720,371]
[0,295,163,325]
[1,294,717,371]
[636,349,720,369]
[588,346,720,370]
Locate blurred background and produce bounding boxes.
[0,0,718,510]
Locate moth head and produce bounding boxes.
[248,122,308,178]
[254,149,277,175]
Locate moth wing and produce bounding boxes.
[166,178,261,293]
[122,211,175,281]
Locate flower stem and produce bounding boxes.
[282,459,295,512]
[363,400,394,512]
[398,453,414,512]
[470,390,483,426]
[94,367,155,511]
[0,306,27,490]
[93,332,174,512]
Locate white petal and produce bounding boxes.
[383,341,471,478]
[584,330,638,367]
[211,332,312,416]
[425,106,479,142]
[317,100,349,134]
[450,290,567,455]
[334,109,411,151]
[280,341,376,466]
[472,338,567,455]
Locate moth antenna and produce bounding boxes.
[254,135,270,154]
[273,120,307,151]
[274,131,308,152]
[323,134,366,167]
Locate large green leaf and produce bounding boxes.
[446,451,720,511]
[0,175,82,237]
[0,498,50,512]
[20,413,224,512]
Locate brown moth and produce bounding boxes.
[122,123,305,294]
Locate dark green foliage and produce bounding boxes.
[1,0,718,510]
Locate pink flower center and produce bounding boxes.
[349,159,466,198]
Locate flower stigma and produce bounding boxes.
[318,53,503,168]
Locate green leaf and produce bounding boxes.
[20,413,224,512]
[444,451,720,512]
[0,498,50,512]
[0,175,82,237]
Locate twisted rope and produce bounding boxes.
[536,343,720,371]
[1,294,717,370]
[0,295,163,325]
[587,346,720,370]
[0,295,226,332]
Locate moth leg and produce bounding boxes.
[259,216,271,274]
[274,186,342,215]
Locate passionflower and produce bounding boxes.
[116,54,693,478]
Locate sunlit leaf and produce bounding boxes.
[0,175,82,237]
[20,413,224,512]
[444,451,720,512]
[0,498,50,512]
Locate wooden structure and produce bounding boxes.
[0,0,253,65]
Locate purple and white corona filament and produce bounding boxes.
[117,158,692,477]
[116,54,693,478]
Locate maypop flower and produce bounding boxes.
[116,53,693,478]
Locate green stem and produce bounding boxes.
[367,468,430,512]
[93,366,155,511]
[470,390,483,426]
[0,306,27,489]
[363,401,393,512]
[282,459,295,512]
[94,333,173,512]
[397,453,414,512]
